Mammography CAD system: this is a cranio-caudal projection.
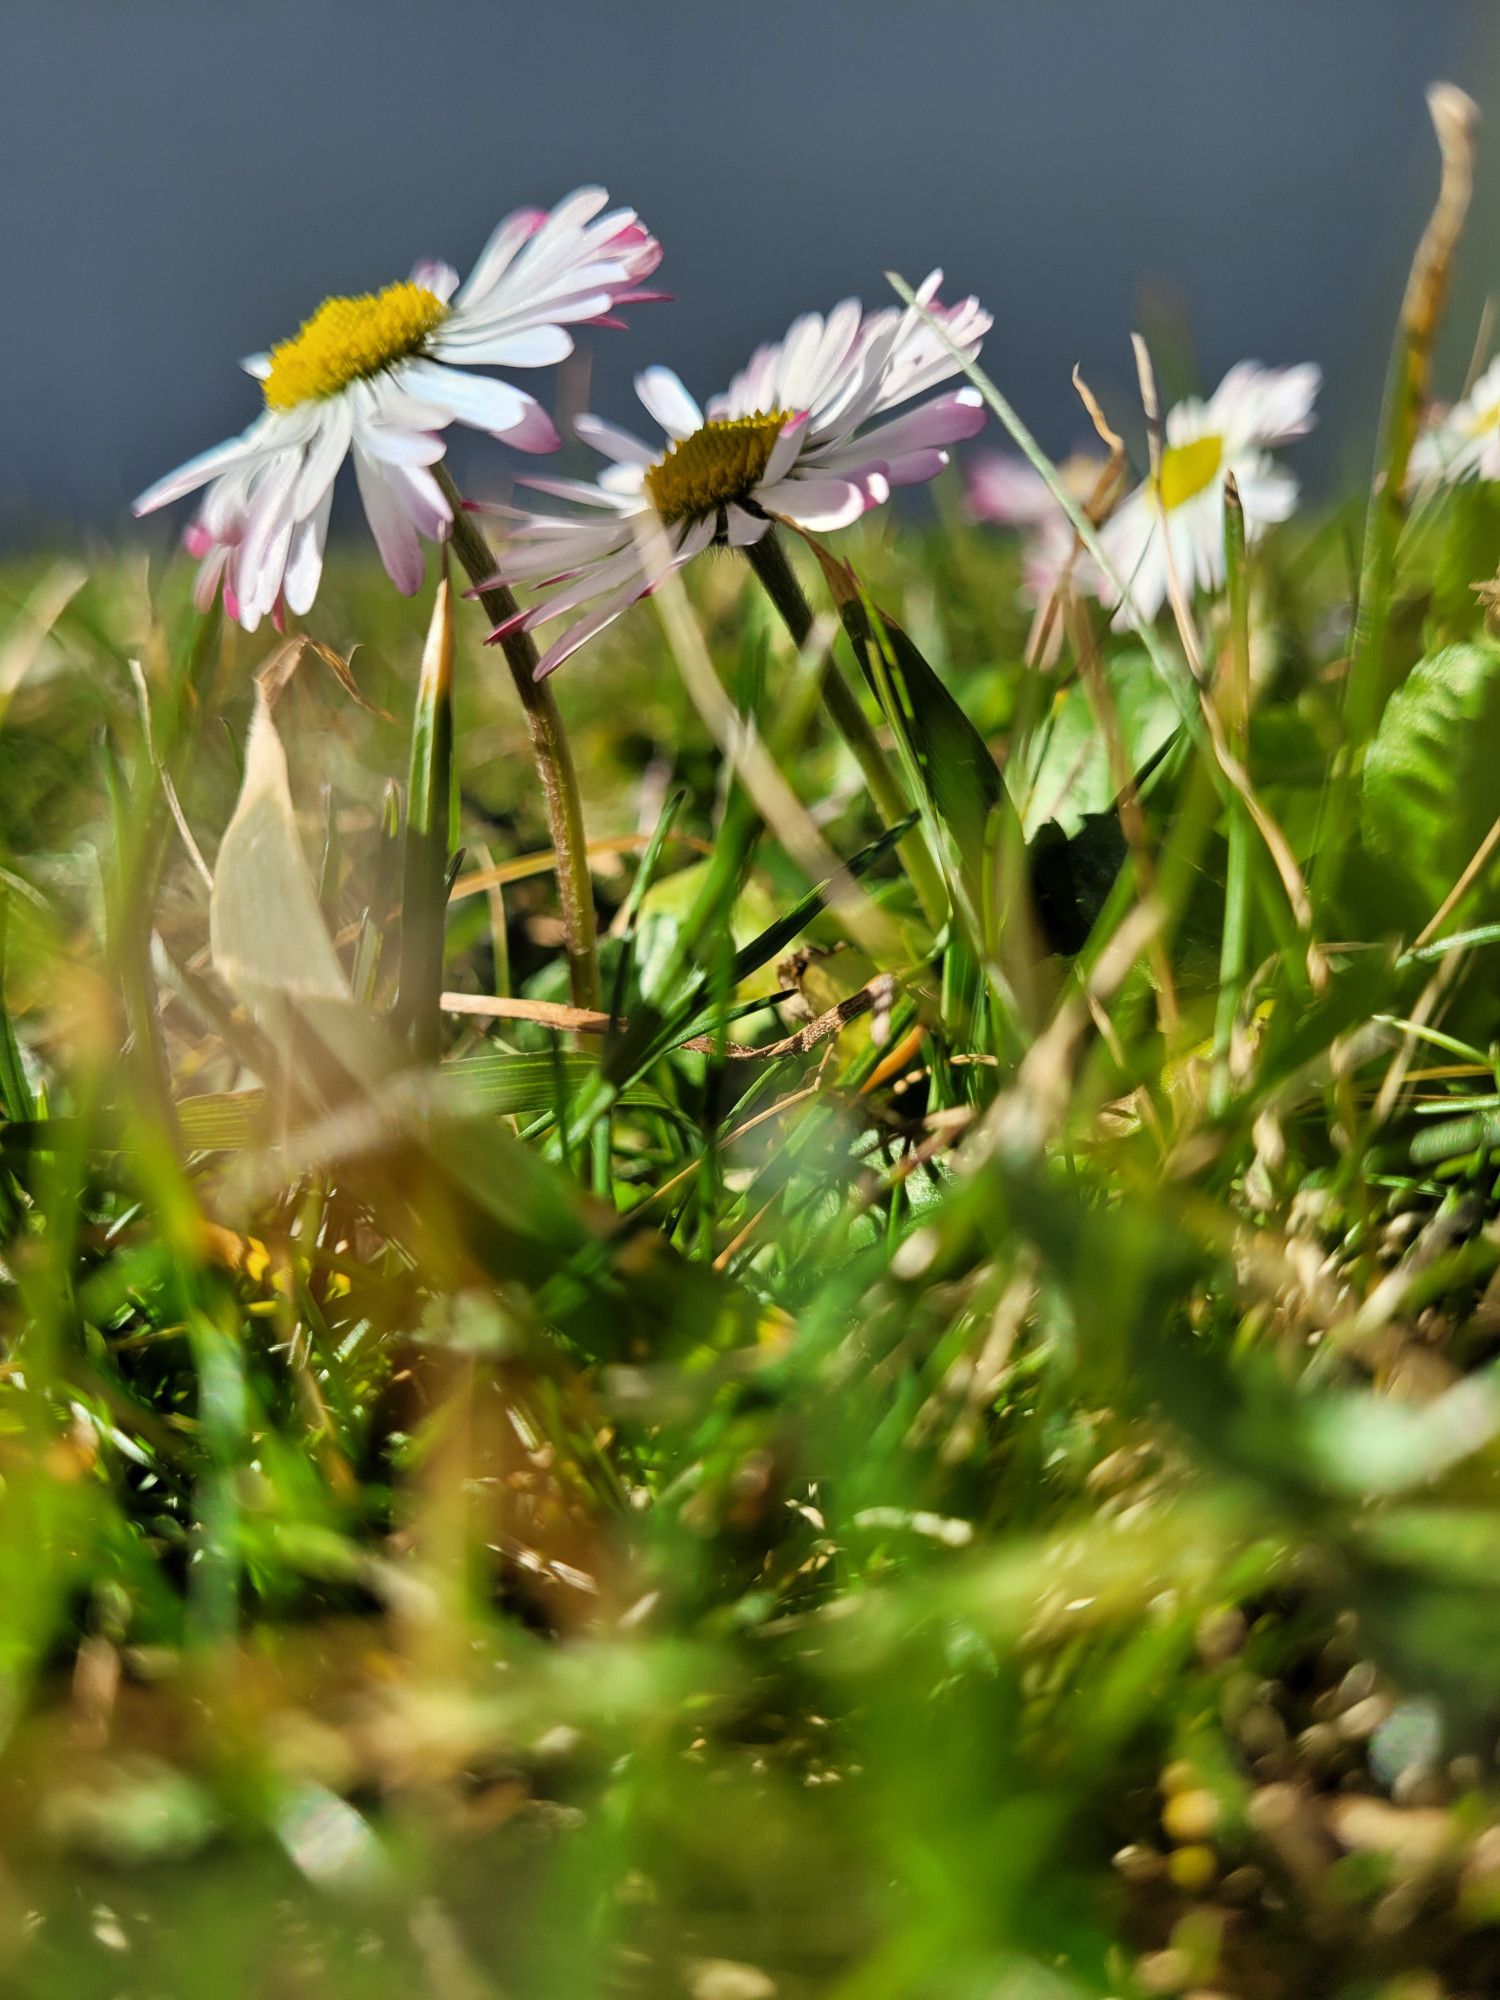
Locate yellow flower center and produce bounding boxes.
[643,411,792,526]
[1156,433,1224,511]
[262,282,450,410]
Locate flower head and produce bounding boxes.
[480,273,989,675]
[1410,357,1500,487]
[1100,361,1320,628]
[132,188,663,630]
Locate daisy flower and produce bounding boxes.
[480,273,990,675]
[132,188,663,631]
[966,449,1107,604]
[1100,361,1320,629]
[1410,356,1500,487]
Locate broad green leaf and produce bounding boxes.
[1360,639,1500,928]
[1020,649,1181,837]
[836,585,1016,881]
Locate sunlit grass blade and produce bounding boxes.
[397,563,455,1063]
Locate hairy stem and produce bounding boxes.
[436,465,600,1010]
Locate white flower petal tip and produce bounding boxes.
[488,273,989,669]
[132,185,662,628]
[1409,354,1500,489]
[502,403,563,454]
[964,448,1115,608]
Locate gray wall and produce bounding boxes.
[5,1,1499,540]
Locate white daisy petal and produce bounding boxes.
[773,313,827,409]
[283,484,335,616]
[291,397,353,519]
[398,359,543,442]
[574,413,658,466]
[237,449,302,612]
[966,453,1055,527]
[724,504,768,548]
[761,414,810,488]
[410,258,461,302]
[354,425,448,468]
[1410,354,1500,493]
[132,413,286,516]
[511,480,634,519]
[1100,487,1163,626]
[635,366,703,440]
[814,389,985,481]
[532,580,651,679]
[192,546,231,615]
[353,447,425,596]
[454,208,549,310]
[760,475,868,532]
[1232,455,1298,527]
[1210,361,1321,452]
[431,323,574,368]
[388,462,451,541]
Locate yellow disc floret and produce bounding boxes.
[1157,434,1224,511]
[644,411,792,526]
[262,282,450,411]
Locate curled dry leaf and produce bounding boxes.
[210,691,352,1033]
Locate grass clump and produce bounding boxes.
[5,84,1500,2000]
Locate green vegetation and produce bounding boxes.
[8,108,1500,2000]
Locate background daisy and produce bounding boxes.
[132,188,663,631]
[1101,360,1320,628]
[1410,356,1500,487]
[966,449,1108,605]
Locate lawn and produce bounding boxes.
[2,87,1500,2000]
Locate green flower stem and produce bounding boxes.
[436,465,600,1011]
[1211,475,1252,1115]
[744,527,947,926]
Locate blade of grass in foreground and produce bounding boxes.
[1211,473,1253,1115]
[397,563,455,1064]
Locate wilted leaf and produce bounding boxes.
[210,692,353,1041]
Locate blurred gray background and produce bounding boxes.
[5,0,1500,543]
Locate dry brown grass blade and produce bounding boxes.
[440,978,890,1060]
[1393,84,1479,497]
[634,1082,823,1217]
[450,831,712,904]
[255,633,393,721]
[1412,809,1500,951]
[1024,369,1127,672]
